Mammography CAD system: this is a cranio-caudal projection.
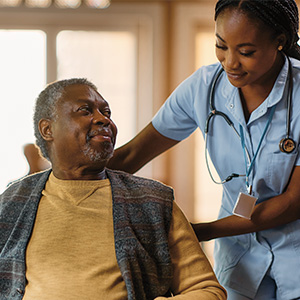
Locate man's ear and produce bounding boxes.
[39,119,53,141]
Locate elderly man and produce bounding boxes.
[0,78,226,300]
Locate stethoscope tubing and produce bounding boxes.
[204,57,295,185]
[205,67,250,184]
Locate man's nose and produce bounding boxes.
[92,111,110,126]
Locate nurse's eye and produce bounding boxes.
[215,44,227,50]
[240,50,256,57]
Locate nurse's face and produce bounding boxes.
[215,8,284,89]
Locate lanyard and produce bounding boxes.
[239,105,276,193]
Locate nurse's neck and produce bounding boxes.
[239,54,285,122]
[239,83,276,123]
[238,88,266,123]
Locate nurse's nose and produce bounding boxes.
[224,51,240,70]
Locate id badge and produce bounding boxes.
[232,192,257,219]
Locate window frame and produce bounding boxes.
[0,3,169,179]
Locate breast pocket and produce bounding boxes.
[266,152,298,194]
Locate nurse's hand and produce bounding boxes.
[191,222,215,241]
[107,122,179,173]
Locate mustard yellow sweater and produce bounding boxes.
[23,172,226,300]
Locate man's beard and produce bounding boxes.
[82,141,114,163]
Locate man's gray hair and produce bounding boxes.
[33,78,98,160]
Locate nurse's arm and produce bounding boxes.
[192,165,300,241]
[107,122,179,174]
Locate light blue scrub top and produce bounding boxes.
[152,57,300,299]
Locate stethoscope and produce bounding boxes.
[204,57,297,185]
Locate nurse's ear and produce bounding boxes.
[276,34,287,51]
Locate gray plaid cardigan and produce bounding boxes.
[0,169,174,300]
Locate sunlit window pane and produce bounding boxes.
[84,0,110,9]
[56,30,137,148]
[0,0,22,7]
[0,30,46,193]
[194,31,220,221]
[194,31,220,265]
[25,0,52,7]
[55,0,81,8]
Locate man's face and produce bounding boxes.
[49,84,117,170]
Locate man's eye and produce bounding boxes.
[102,111,111,118]
[78,106,91,113]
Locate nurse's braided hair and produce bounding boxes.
[215,0,300,60]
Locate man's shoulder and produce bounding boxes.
[1,170,51,199]
[106,169,174,197]
[106,168,172,187]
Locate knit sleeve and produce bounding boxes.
[155,202,227,300]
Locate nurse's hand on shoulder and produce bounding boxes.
[107,122,178,173]
[191,223,215,242]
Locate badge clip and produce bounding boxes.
[233,191,257,219]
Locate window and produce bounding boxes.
[56,30,137,147]
[0,0,111,9]
[194,31,222,264]
[0,29,137,193]
[0,3,164,193]
[194,31,222,224]
[0,30,46,192]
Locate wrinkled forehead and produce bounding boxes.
[63,84,100,98]
[59,84,107,105]
[52,84,109,117]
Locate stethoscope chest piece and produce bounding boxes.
[279,137,296,153]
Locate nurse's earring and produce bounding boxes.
[277,34,286,52]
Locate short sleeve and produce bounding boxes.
[152,63,222,141]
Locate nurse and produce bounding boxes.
[108,0,300,299]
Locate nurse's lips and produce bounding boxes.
[226,71,246,80]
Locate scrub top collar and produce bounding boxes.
[222,56,289,126]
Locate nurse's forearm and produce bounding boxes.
[107,122,178,173]
[193,166,300,241]
[210,196,299,239]
[193,199,297,241]
[209,196,298,239]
